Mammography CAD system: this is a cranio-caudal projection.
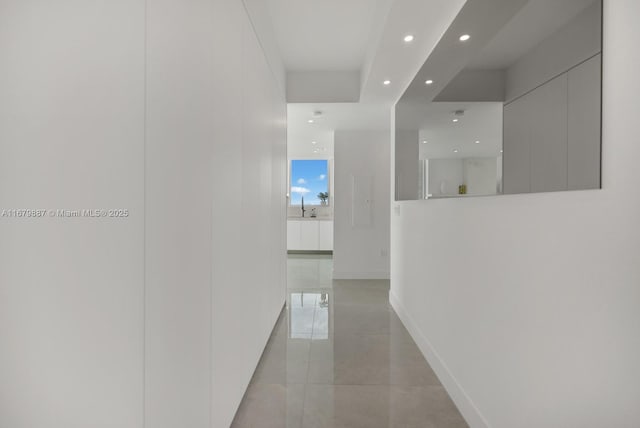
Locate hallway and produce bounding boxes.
[231,255,467,428]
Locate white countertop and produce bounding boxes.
[287,217,333,221]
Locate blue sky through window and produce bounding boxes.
[290,160,328,205]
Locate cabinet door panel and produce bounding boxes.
[299,221,319,250]
[287,221,301,250]
[318,221,333,250]
[529,73,568,193]
[568,54,601,190]
[503,94,532,194]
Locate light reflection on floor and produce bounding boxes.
[289,292,330,340]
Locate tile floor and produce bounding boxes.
[231,254,468,428]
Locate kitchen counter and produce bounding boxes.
[287,217,333,221]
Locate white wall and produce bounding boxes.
[395,128,420,201]
[145,0,217,425]
[0,1,286,427]
[464,158,498,195]
[242,0,287,92]
[209,2,287,425]
[0,2,145,427]
[334,130,390,279]
[428,158,498,197]
[429,159,464,197]
[390,1,640,427]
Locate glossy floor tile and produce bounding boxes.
[231,254,467,428]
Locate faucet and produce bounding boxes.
[301,196,306,217]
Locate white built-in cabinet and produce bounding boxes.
[503,54,601,194]
[567,55,602,190]
[287,220,333,251]
[318,221,334,250]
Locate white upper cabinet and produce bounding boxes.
[503,54,601,194]
[568,54,602,190]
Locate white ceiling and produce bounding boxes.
[287,103,390,158]
[268,0,598,163]
[398,0,600,103]
[265,0,594,148]
[358,0,466,103]
[265,0,470,105]
[267,0,380,71]
[467,0,597,70]
[263,0,599,107]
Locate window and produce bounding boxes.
[290,159,329,205]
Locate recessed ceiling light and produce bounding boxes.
[500,149,504,153]
[422,140,428,144]
[311,141,317,145]
[459,34,471,42]
[425,79,434,85]
[383,80,391,85]
[308,119,314,124]
[453,149,459,153]
[453,118,459,123]
[404,35,414,43]
[475,140,480,144]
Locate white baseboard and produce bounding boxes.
[389,290,490,428]
[332,271,390,280]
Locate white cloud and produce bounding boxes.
[318,174,326,180]
[297,178,307,184]
[290,186,310,194]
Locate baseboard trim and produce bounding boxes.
[332,271,390,280]
[389,290,490,428]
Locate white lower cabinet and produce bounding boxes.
[287,220,333,251]
[318,221,333,250]
[287,221,301,249]
[299,221,319,250]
